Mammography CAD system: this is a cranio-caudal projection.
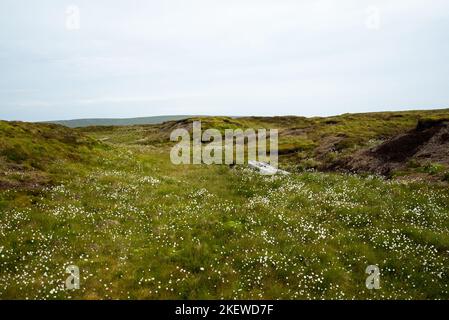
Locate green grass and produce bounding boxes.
[1,143,449,299]
[419,163,446,175]
[0,121,100,189]
[1,111,449,300]
[0,120,98,166]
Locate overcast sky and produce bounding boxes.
[1,0,448,121]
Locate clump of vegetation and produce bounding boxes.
[1,144,29,163]
[419,163,446,175]
[442,171,449,182]
[278,138,316,155]
[417,116,449,131]
[407,159,421,169]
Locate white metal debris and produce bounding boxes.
[248,160,290,175]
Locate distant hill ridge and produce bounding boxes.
[43,115,193,128]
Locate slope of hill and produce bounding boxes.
[0,120,99,189]
[336,118,449,178]
[79,108,449,181]
[44,115,192,128]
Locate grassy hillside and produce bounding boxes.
[0,121,100,190]
[44,115,192,128]
[1,110,449,300]
[80,108,449,180]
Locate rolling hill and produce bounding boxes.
[43,115,193,128]
[79,108,449,181]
